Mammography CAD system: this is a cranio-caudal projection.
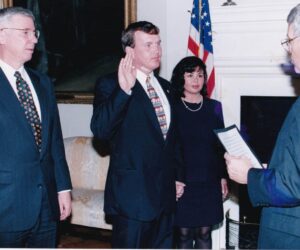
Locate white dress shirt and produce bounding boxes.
[0,59,42,120]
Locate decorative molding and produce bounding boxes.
[214,57,287,67]
[211,3,290,73]
[212,0,300,8]
[212,2,299,23]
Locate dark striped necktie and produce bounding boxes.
[14,71,42,151]
[146,76,168,140]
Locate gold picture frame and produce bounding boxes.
[125,0,137,28]
[0,0,13,8]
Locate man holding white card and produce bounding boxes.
[225,4,300,249]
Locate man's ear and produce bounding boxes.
[125,46,133,54]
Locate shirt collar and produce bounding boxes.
[136,69,154,84]
[0,59,25,77]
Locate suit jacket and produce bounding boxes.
[91,73,184,222]
[247,97,300,247]
[0,67,72,232]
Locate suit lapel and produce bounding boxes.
[27,69,49,156]
[0,68,34,140]
[133,81,163,136]
[133,78,172,141]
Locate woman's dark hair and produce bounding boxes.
[170,56,208,98]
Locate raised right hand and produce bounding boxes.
[118,50,136,93]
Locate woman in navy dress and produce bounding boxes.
[171,56,228,249]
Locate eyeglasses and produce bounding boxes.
[281,36,300,52]
[0,28,40,39]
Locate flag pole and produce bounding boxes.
[187,1,193,56]
[198,0,202,57]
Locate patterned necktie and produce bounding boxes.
[14,71,42,151]
[146,76,168,140]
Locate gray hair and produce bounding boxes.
[287,4,300,36]
[0,7,35,26]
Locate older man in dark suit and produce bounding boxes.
[91,21,185,248]
[225,4,300,249]
[0,7,72,248]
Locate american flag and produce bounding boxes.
[188,0,215,97]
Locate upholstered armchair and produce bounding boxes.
[63,136,112,230]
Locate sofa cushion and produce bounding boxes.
[71,188,112,230]
[64,137,110,190]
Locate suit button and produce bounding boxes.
[37,184,42,189]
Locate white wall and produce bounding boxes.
[58,104,93,138]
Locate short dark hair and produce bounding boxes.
[121,21,159,51]
[0,7,35,26]
[171,56,208,98]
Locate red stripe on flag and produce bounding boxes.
[188,37,199,56]
[202,50,209,63]
[188,0,216,97]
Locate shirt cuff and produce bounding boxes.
[58,189,71,193]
